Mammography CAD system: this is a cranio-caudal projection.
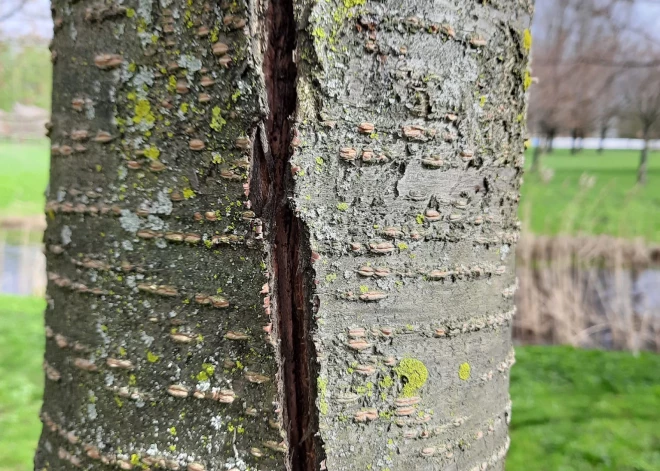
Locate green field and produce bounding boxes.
[508,346,660,471]
[522,148,660,241]
[0,296,45,471]
[1,295,659,471]
[0,140,50,218]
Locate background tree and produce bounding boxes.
[527,0,636,165]
[623,66,660,185]
[38,0,531,470]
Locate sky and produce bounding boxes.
[0,0,51,39]
[1,0,659,41]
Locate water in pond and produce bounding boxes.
[0,244,46,295]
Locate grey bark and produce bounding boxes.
[37,0,532,469]
[293,0,530,468]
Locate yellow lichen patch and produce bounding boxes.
[317,377,329,415]
[143,145,160,160]
[523,29,533,51]
[395,358,428,397]
[133,99,155,126]
[146,351,160,363]
[458,362,471,380]
[210,106,226,132]
[183,188,196,199]
[524,70,533,90]
[167,75,177,93]
[196,363,215,381]
[379,375,393,388]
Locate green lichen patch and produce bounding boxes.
[395,358,428,397]
[523,29,533,51]
[524,71,533,90]
[459,362,471,381]
[317,377,329,415]
[133,99,156,126]
[210,106,227,132]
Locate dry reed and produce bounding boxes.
[515,234,660,353]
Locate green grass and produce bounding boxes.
[521,148,660,241]
[0,295,45,471]
[0,140,50,218]
[508,345,660,471]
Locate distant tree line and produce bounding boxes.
[0,37,51,112]
[527,0,660,184]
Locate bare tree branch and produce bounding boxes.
[0,0,29,23]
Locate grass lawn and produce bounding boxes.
[1,296,658,471]
[522,148,660,242]
[0,140,50,218]
[0,296,44,471]
[508,345,660,471]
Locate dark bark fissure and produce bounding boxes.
[261,0,320,469]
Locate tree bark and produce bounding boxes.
[38,0,532,470]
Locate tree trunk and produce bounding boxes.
[530,143,543,173]
[598,126,607,154]
[638,135,649,185]
[570,128,578,155]
[38,0,531,470]
[546,129,555,154]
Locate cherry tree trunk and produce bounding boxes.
[37,0,532,470]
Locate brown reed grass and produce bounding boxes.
[515,233,660,353]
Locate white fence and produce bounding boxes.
[533,137,660,151]
[0,104,49,140]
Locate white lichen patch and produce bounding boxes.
[500,244,510,261]
[132,68,156,99]
[119,210,141,234]
[86,401,98,421]
[137,0,153,23]
[152,190,173,215]
[178,55,203,78]
[61,225,72,245]
[146,215,166,231]
[210,416,223,430]
[141,332,155,346]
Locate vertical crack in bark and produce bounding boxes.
[262,0,320,469]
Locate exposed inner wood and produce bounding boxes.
[263,0,320,468]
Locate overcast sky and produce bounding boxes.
[1,0,659,41]
[0,0,51,39]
